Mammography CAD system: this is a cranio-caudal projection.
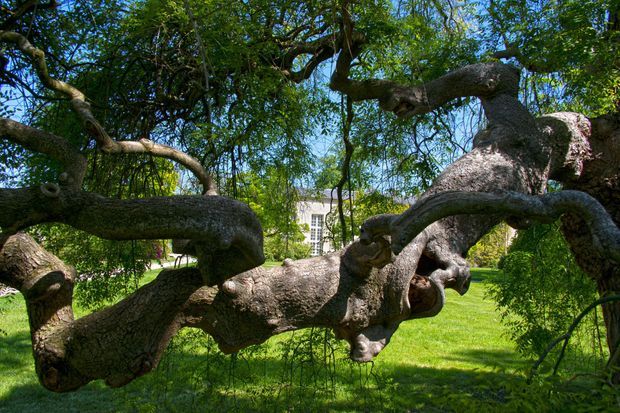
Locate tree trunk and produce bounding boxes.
[558,112,620,379]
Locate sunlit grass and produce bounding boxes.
[0,268,613,412]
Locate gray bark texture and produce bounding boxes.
[1,23,619,391]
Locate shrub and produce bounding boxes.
[487,222,599,360]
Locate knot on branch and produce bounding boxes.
[359,214,397,244]
[406,251,471,319]
[342,236,394,278]
[221,279,239,296]
[138,138,155,150]
[348,323,399,362]
[429,263,471,296]
[40,182,60,198]
[378,87,427,118]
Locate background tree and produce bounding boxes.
[466,223,513,268]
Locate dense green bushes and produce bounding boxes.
[467,223,513,268]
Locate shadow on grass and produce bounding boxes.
[0,335,531,413]
[469,268,501,283]
[0,330,31,372]
[443,348,530,371]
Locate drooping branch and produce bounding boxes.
[0,188,264,285]
[334,96,355,246]
[0,229,443,392]
[0,117,87,188]
[362,190,620,263]
[0,30,216,194]
[528,295,620,383]
[103,139,217,195]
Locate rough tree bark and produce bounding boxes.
[1,14,619,392]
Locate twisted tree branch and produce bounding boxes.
[330,39,520,119]
[361,190,620,262]
[0,188,264,285]
[0,30,216,194]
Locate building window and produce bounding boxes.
[310,214,324,256]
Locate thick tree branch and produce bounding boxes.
[0,30,217,194]
[331,41,520,119]
[0,233,206,391]
[362,190,620,263]
[0,188,264,285]
[0,231,444,391]
[0,117,87,187]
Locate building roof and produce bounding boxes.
[297,188,353,201]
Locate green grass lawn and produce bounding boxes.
[0,268,613,412]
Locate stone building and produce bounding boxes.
[296,189,351,256]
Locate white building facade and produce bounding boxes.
[296,189,348,256]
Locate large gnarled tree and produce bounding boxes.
[1,0,619,392]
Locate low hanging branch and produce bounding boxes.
[0,30,217,194]
[0,187,264,285]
